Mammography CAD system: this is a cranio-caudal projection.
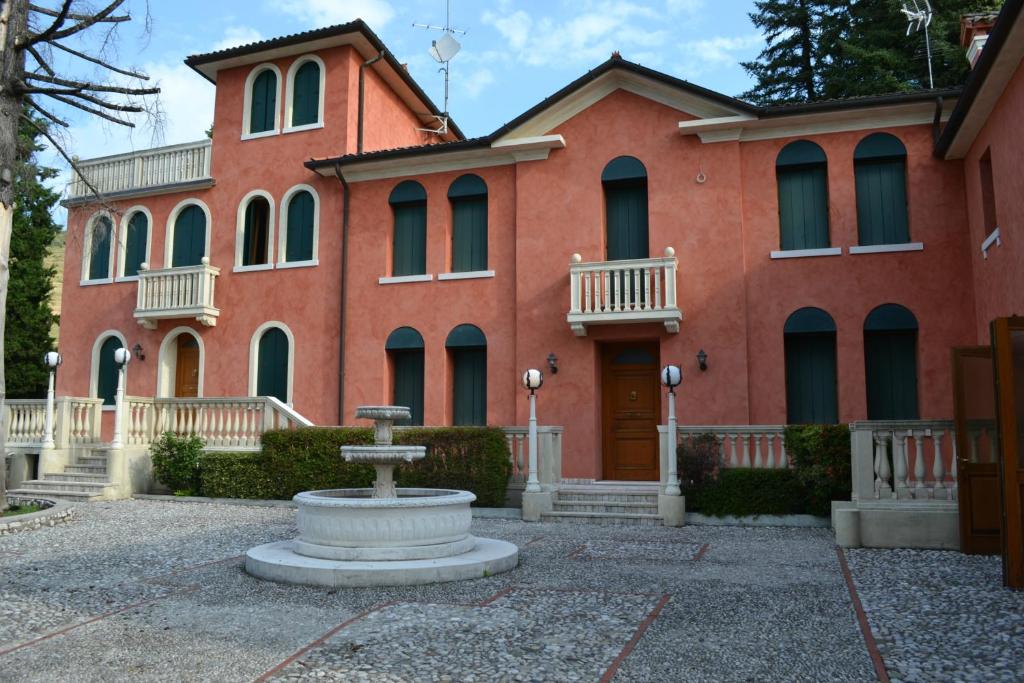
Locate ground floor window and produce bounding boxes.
[784,307,838,424]
[256,327,289,403]
[386,327,424,425]
[864,304,919,420]
[446,324,486,426]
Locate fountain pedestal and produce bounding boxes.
[245,406,518,587]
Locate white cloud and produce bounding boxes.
[666,0,704,15]
[682,33,762,66]
[274,0,395,28]
[212,26,263,51]
[459,67,495,99]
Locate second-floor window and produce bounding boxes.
[120,209,149,277]
[281,186,317,264]
[241,194,272,267]
[289,57,323,128]
[171,203,208,267]
[776,140,830,250]
[245,65,281,136]
[448,174,488,272]
[390,180,427,276]
[855,133,909,246]
[602,156,649,262]
[84,213,114,282]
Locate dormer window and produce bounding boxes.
[243,64,282,138]
[286,55,325,131]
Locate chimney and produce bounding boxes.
[961,13,998,68]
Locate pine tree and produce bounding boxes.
[6,115,59,399]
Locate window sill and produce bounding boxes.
[283,122,324,134]
[848,242,923,255]
[114,275,140,283]
[276,259,318,270]
[241,129,280,141]
[981,227,1001,259]
[769,247,842,260]
[438,270,495,281]
[80,277,114,286]
[378,274,433,285]
[233,263,275,273]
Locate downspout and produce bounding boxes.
[358,52,384,154]
[335,162,350,424]
[932,96,944,149]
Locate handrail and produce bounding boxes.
[67,139,212,198]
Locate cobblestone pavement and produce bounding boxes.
[0,500,1012,682]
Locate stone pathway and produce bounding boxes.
[0,500,1018,681]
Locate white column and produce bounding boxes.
[526,392,540,493]
[42,368,56,449]
[111,364,126,448]
[665,390,681,495]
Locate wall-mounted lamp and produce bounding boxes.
[133,343,145,361]
[696,349,708,372]
[547,352,558,374]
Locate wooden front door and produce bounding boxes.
[601,342,660,481]
[953,346,1001,555]
[992,317,1024,589]
[174,335,200,398]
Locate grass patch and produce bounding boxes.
[1,503,42,517]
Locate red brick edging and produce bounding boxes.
[836,548,890,683]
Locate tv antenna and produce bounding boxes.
[413,0,466,136]
[901,0,934,89]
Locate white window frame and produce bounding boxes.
[164,198,213,269]
[284,54,326,134]
[156,326,205,398]
[242,63,283,140]
[277,184,320,268]
[248,320,296,405]
[90,329,127,410]
[80,210,116,285]
[116,205,153,282]
[234,190,276,272]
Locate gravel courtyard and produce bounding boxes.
[1,500,1021,682]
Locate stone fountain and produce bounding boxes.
[245,406,518,587]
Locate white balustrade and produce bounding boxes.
[850,421,958,503]
[567,249,682,336]
[67,139,212,199]
[135,261,221,328]
[501,426,563,490]
[674,426,788,469]
[5,400,47,445]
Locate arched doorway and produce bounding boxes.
[158,328,204,398]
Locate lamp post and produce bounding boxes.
[522,369,543,493]
[111,346,131,448]
[661,364,682,496]
[41,351,62,449]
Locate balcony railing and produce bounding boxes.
[67,139,213,200]
[567,248,682,336]
[134,260,220,329]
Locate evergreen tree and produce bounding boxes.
[6,115,59,399]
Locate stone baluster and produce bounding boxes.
[766,434,776,469]
[741,434,751,468]
[874,433,892,498]
[779,435,788,469]
[893,431,910,499]
[716,434,726,467]
[932,430,946,496]
[753,433,763,468]
[913,431,927,499]
[729,434,739,467]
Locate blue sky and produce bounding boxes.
[46,0,764,217]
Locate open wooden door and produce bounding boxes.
[991,317,1024,589]
[953,346,1001,555]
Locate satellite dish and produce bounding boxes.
[429,32,461,63]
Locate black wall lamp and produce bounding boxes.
[547,352,558,374]
[133,343,145,361]
[696,349,708,372]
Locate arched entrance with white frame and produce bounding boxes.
[248,321,295,405]
[157,326,205,398]
[91,329,127,408]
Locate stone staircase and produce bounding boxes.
[540,484,663,526]
[8,448,118,502]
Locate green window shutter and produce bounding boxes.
[123,213,148,277]
[855,158,909,246]
[785,332,838,424]
[96,336,120,405]
[256,328,289,403]
[391,349,425,426]
[865,331,918,420]
[605,182,649,261]
[243,198,270,266]
[451,197,487,272]
[285,191,315,262]
[88,216,112,280]
[392,203,427,276]
[291,61,320,127]
[452,348,486,426]
[250,69,277,134]
[172,205,206,267]
[777,165,830,250]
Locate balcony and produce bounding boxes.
[134,260,220,329]
[65,139,213,203]
[567,248,682,336]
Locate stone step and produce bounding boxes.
[556,492,658,504]
[553,501,659,514]
[76,456,107,466]
[17,479,114,493]
[44,472,110,483]
[64,465,108,475]
[6,487,106,502]
[539,511,663,526]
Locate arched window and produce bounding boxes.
[240,194,272,267]
[855,133,909,246]
[249,67,278,135]
[864,304,919,420]
[784,307,838,424]
[120,209,149,278]
[446,324,486,426]
[386,327,425,426]
[602,156,649,261]
[93,333,124,405]
[776,140,830,250]
[282,187,317,264]
[171,203,208,267]
[256,327,290,403]
[390,181,427,277]
[84,214,114,282]
[290,58,322,128]
[448,174,488,273]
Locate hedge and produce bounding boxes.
[199,451,279,500]
[689,469,808,517]
[785,424,851,517]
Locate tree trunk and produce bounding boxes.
[0,0,29,511]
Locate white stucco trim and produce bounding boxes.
[378,274,433,284]
[241,63,283,138]
[156,327,205,398]
[437,270,495,280]
[164,198,213,268]
[283,54,326,131]
[234,190,276,269]
[80,210,117,285]
[769,247,843,260]
[90,329,127,403]
[115,205,153,280]
[277,184,320,266]
[248,320,296,405]
[848,242,924,255]
[275,259,318,270]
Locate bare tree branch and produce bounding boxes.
[28,0,128,44]
[25,72,160,95]
[46,93,136,126]
[29,3,130,23]
[25,98,69,127]
[20,112,107,201]
[49,40,149,80]
[25,44,56,76]
[23,0,72,47]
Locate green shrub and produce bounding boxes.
[259,427,376,498]
[676,433,719,497]
[150,432,204,495]
[395,428,512,507]
[785,424,852,517]
[199,452,278,499]
[691,469,808,517]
